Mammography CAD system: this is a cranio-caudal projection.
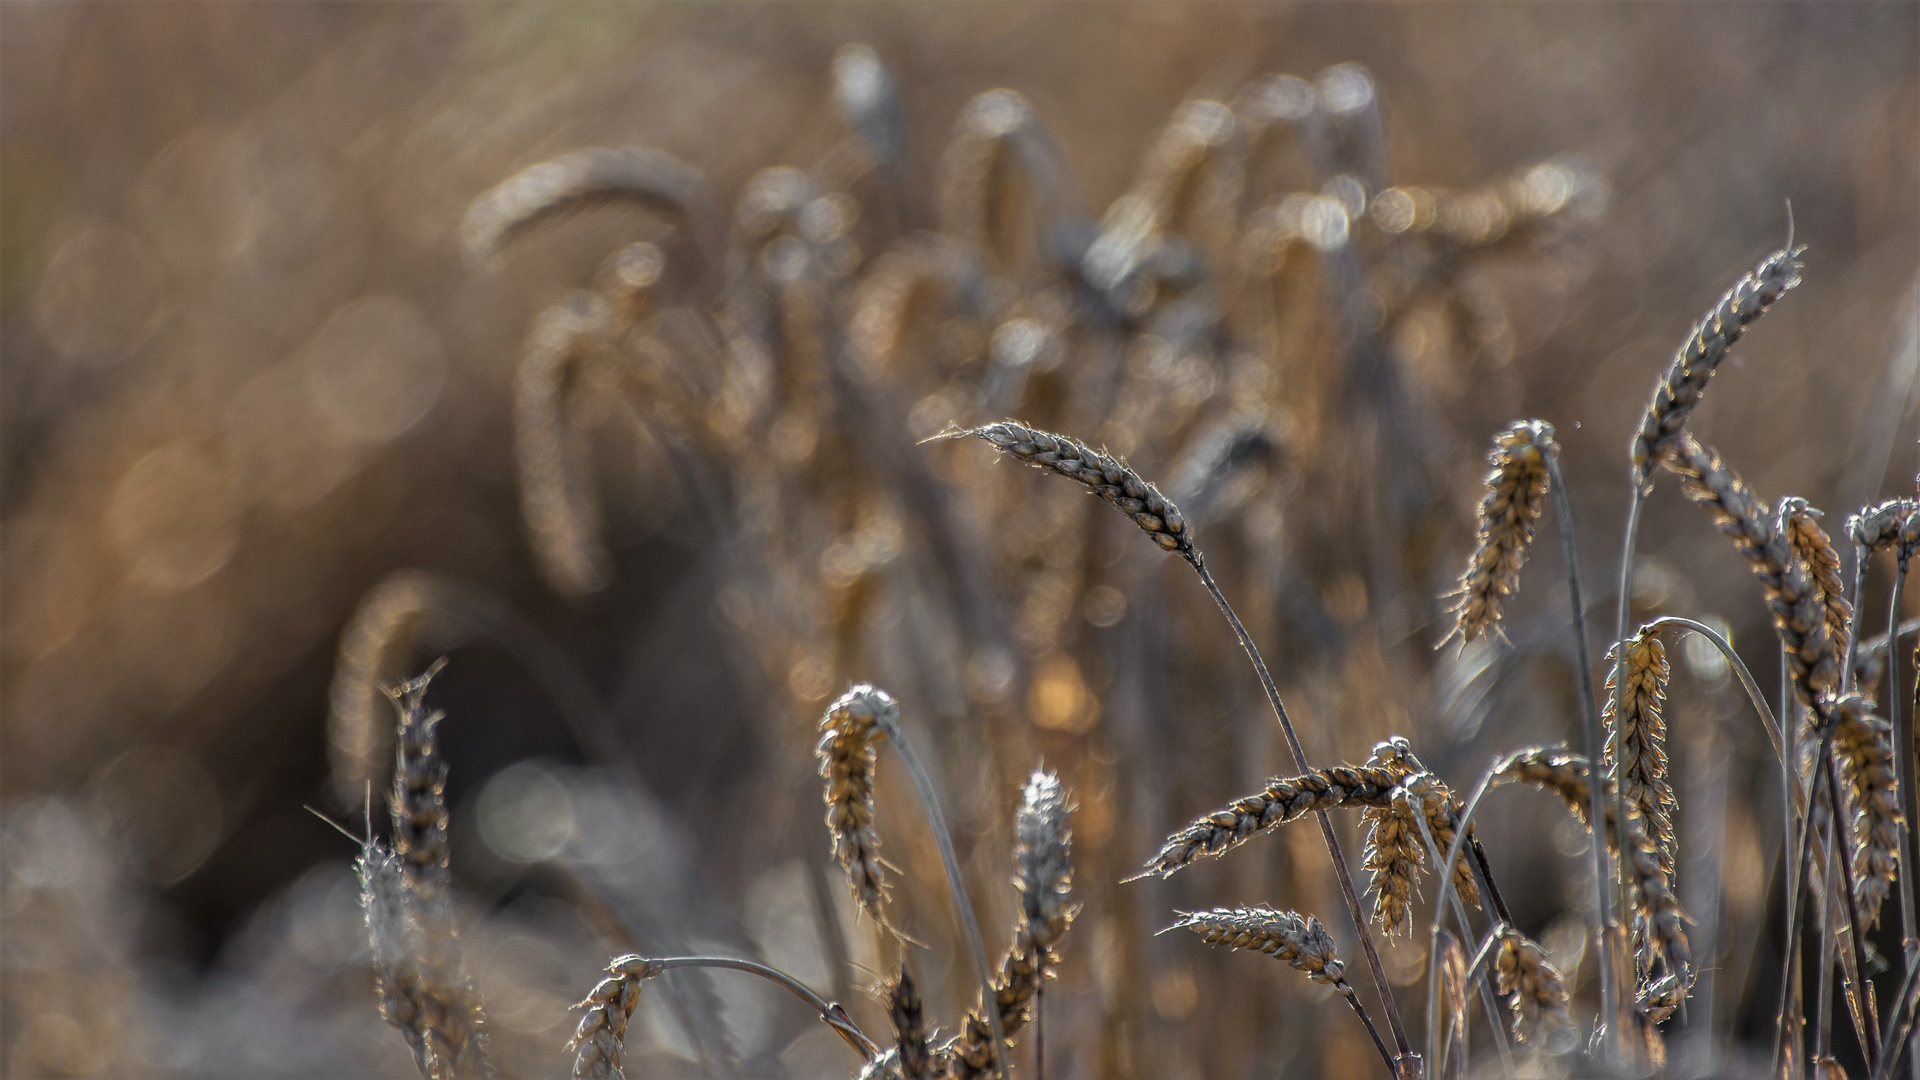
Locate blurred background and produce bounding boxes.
[3,4,1916,1078]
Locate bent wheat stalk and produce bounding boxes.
[944,419,1415,1072]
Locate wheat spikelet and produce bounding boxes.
[1448,419,1554,645]
[1830,693,1903,926]
[1171,906,1346,984]
[1663,435,1836,707]
[1629,245,1804,485]
[1137,763,1401,878]
[816,684,896,922]
[568,954,662,1080]
[1604,626,1676,886]
[943,421,1196,562]
[887,967,932,1080]
[1493,925,1571,1044]
[514,293,617,597]
[461,146,724,274]
[940,772,1076,1080]
[385,665,489,1080]
[1491,747,1691,985]
[1780,498,1852,670]
[358,837,441,1078]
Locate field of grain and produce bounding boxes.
[3,5,1918,1078]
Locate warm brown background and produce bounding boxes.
[3,4,1916,1078]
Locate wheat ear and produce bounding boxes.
[1492,925,1572,1045]
[888,966,932,1080]
[356,834,442,1079]
[1604,626,1677,886]
[513,294,617,597]
[940,770,1076,1080]
[385,666,488,1080]
[1447,419,1554,645]
[816,685,892,921]
[1831,694,1904,927]
[1628,245,1804,485]
[1169,908,1396,1073]
[1135,764,1401,879]
[569,955,661,1080]
[938,90,1070,271]
[1781,497,1853,677]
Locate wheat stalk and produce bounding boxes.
[1604,626,1677,886]
[1135,764,1401,878]
[1447,419,1553,646]
[1628,244,1804,485]
[1169,907,1396,1073]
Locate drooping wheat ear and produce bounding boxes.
[461,146,724,275]
[1780,498,1853,670]
[816,684,895,922]
[940,771,1077,1080]
[514,294,616,597]
[1363,785,1424,937]
[1136,763,1401,879]
[886,967,932,1080]
[939,90,1067,269]
[1628,245,1804,486]
[1172,906,1346,984]
[385,665,490,1080]
[1604,626,1676,886]
[1492,925,1571,1045]
[568,954,662,1080]
[1491,748,1691,986]
[358,837,439,1079]
[1830,693,1903,927]
[1663,435,1836,707]
[1435,928,1470,1055]
[1401,773,1482,910]
[1637,971,1685,1024]
[1448,419,1555,646]
[943,421,1196,563]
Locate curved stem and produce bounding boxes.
[1191,557,1412,1075]
[652,956,879,1061]
[1643,616,1797,811]
[878,723,1010,1080]
[1546,451,1621,1049]
[1413,794,1512,1079]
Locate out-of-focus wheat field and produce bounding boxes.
[3,5,1917,1079]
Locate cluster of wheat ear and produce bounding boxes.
[327,39,1920,1080]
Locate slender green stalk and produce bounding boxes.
[1192,559,1414,1076]
[650,957,879,1061]
[877,718,1010,1080]
[1543,450,1622,1052]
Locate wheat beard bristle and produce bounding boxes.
[816,684,896,923]
[385,665,488,1080]
[1491,747,1691,989]
[945,421,1196,562]
[1629,245,1804,485]
[940,771,1077,1080]
[1663,435,1836,708]
[1605,627,1677,887]
[1171,906,1347,986]
[1138,763,1401,878]
[1780,498,1852,673]
[1494,925,1570,1045]
[568,954,661,1080]
[1449,419,1554,646]
[1830,693,1903,927]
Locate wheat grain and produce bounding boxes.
[1830,693,1903,927]
[816,684,895,922]
[1629,245,1804,485]
[1493,926,1571,1045]
[1137,764,1401,878]
[943,421,1196,562]
[1780,498,1852,671]
[1663,435,1836,707]
[568,954,662,1080]
[1448,419,1554,645]
[1604,626,1676,886]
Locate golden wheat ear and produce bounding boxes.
[1446,419,1554,648]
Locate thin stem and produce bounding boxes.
[1413,797,1496,1079]
[1780,720,1846,1076]
[1889,561,1920,1059]
[1643,617,1793,798]
[878,722,1010,1080]
[1547,451,1622,1051]
[652,956,879,1061]
[1774,653,1806,1078]
[1872,964,1920,1080]
[1191,557,1413,1075]
[1428,765,1516,1076]
[1818,813,1837,1063]
[1035,984,1045,1080]
[1846,547,1871,696]
[1339,979,1401,1076]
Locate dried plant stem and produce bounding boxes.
[1540,447,1625,1052]
[1192,559,1414,1071]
